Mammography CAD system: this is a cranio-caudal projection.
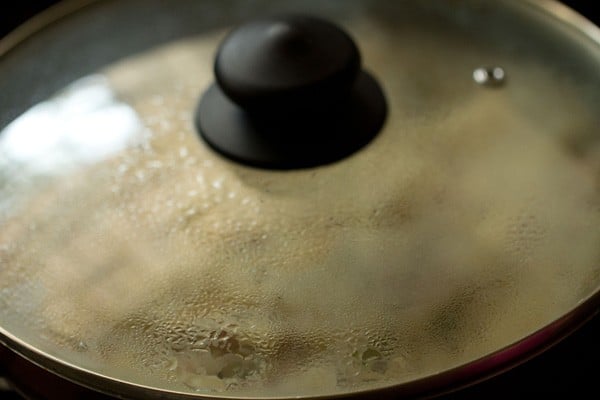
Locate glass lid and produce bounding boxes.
[1,0,599,398]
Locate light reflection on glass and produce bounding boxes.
[0,75,144,215]
[0,75,143,174]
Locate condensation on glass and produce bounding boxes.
[0,0,599,398]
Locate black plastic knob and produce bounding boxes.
[195,15,387,169]
[215,15,361,117]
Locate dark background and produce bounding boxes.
[1,0,62,38]
[1,1,599,399]
[0,0,599,39]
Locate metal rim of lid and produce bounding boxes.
[0,1,599,399]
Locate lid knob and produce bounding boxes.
[215,15,360,116]
[195,15,387,169]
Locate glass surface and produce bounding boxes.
[1,0,599,398]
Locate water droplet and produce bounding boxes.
[117,163,129,174]
[76,341,88,352]
[147,160,163,169]
[212,178,224,189]
[166,356,178,371]
[473,66,506,87]
[361,348,382,362]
